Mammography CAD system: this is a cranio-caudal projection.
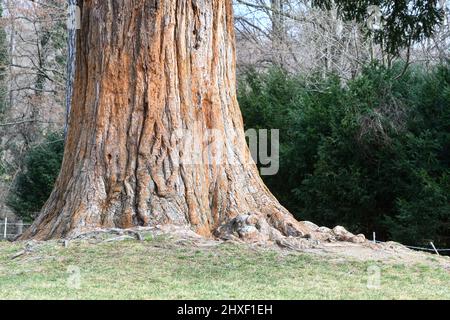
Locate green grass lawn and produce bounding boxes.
[0,237,449,300]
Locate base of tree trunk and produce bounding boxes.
[18,1,365,246]
[19,181,316,241]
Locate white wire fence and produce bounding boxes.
[374,240,450,255]
[0,218,31,240]
[370,232,450,255]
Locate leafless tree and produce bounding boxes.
[0,0,66,219]
[234,0,450,77]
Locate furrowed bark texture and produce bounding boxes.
[21,0,312,240]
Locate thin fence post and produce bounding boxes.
[3,217,7,239]
[430,242,439,255]
[17,220,23,235]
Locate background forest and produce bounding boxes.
[0,0,449,247]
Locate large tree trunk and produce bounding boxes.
[21,0,312,241]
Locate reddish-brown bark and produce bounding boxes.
[21,0,312,241]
